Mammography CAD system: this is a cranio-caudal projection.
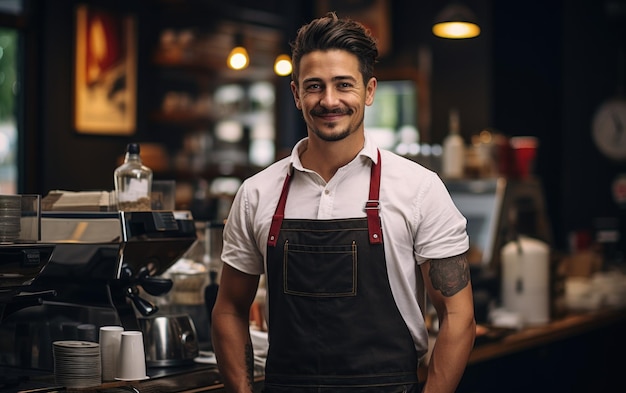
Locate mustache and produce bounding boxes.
[310,108,352,116]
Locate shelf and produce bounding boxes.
[153,54,277,82]
[145,3,284,207]
[151,111,215,126]
[155,164,264,182]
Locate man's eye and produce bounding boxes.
[306,83,321,90]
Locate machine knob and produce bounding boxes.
[126,286,158,316]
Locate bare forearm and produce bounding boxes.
[423,313,475,393]
[212,311,255,393]
[421,254,476,393]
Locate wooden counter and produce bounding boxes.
[146,308,626,393]
[20,308,625,392]
[457,307,626,392]
[469,307,626,363]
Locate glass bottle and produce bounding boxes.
[114,143,153,211]
[442,108,465,179]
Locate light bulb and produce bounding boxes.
[432,21,480,39]
[432,3,481,39]
[227,46,249,70]
[274,54,292,76]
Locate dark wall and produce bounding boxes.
[561,1,626,244]
[376,0,492,143]
[34,0,492,193]
[490,1,564,247]
[487,0,626,251]
[428,0,492,144]
[29,0,626,253]
[38,0,152,193]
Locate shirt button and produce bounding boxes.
[324,189,330,195]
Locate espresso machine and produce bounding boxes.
[0,209,197,384]
[0,195,54,322]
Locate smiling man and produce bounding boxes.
[211,12,476,393]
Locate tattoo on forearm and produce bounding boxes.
[245,343,254,391]
[429,254,470,297]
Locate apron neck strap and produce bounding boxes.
[268,150,383,247]
[366,149,383,244]
[267,170,292,247]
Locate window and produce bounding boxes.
[0,27,17,193]
[364,80,418,151]
[0,0,22,194]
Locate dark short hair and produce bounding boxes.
[290,12,378,85]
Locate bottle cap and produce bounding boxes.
[127,143,140,154]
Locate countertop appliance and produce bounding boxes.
[0,210,197,378]
[0,243,56,323]
[139,314,199,367]
[445,177,552,270]
[32,210,197,329]
[445,178,553,323]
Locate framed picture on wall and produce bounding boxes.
[317,0,391,57]
[73,4,137,135]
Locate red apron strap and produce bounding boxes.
[268,150,382,247]
[268,172,291,247]
[366,150,383,244]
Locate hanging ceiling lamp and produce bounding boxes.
[432,2,481,39]
[273,54,292,76]
[227,33,249,70]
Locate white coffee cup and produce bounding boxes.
[99,326,124,382]
[116,330,149,381]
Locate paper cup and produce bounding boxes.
[116,331,149,381]
[99,326,124,382]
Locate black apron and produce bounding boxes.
[264,151,419,393]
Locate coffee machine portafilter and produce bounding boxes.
[29,210,198,331]
[0,210,198,376]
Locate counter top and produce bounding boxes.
[17,308,626,393]
[419,307,626,386]
[17,362,261,393]
[456,307,626,392]
[468,307,626,364]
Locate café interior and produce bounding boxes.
[1,0,626,392]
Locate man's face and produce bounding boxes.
[291,49,376,142]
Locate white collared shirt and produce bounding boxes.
[221,135,469,357]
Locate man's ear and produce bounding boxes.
[291,81,302,110]
[365,77,377,106]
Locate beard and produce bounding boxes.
[308,107,361,142]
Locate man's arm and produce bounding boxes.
[420,253,476,393]
[211,263,260,393]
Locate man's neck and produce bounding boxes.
[300,133,365,182]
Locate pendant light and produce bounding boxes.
[432,2,481,39]
[227,33,249,70]
[273,54,292,76]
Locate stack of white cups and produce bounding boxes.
[99,326,149,382]
[99,326,124,382]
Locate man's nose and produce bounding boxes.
[320,88,340,108]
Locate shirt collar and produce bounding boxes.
[289,134,379,172]
[360,134,379,164]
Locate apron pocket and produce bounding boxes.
[283,241,357,297]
